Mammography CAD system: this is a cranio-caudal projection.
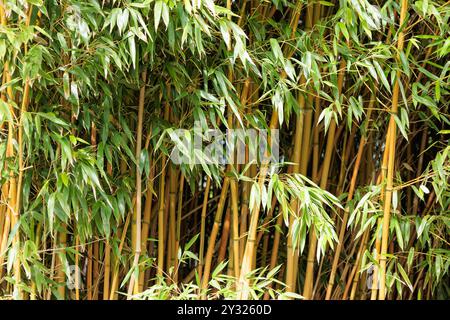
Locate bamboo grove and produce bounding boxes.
[0,0,449,300]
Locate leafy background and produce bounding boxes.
[0,0,448,300]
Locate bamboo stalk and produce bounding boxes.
[174,173,184,283]
[263,210,283,300]
[217,206,231,264]
[127,68,147,297]
[168,165,178,278]
[75,234,80,300]
[157,86,171,280]
[109,199,134,299]
[378,0,408,300]
[198,176,211,280]
[285,87,304,292]
[102,162,113,299]
[200,177,230,298]
[92,238,99,299]
[138,132,155,291]
[230,179,241,278]
[348,229,370,300]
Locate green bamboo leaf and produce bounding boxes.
[373,60,391,93]
[117,8,129,35]
[154,0,163,31]
[128,33,136,69]
[397,263,413,292]
[161,1,170,29]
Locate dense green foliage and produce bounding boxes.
[0,0,449,300]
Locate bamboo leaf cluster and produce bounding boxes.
[0,0,449,300]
